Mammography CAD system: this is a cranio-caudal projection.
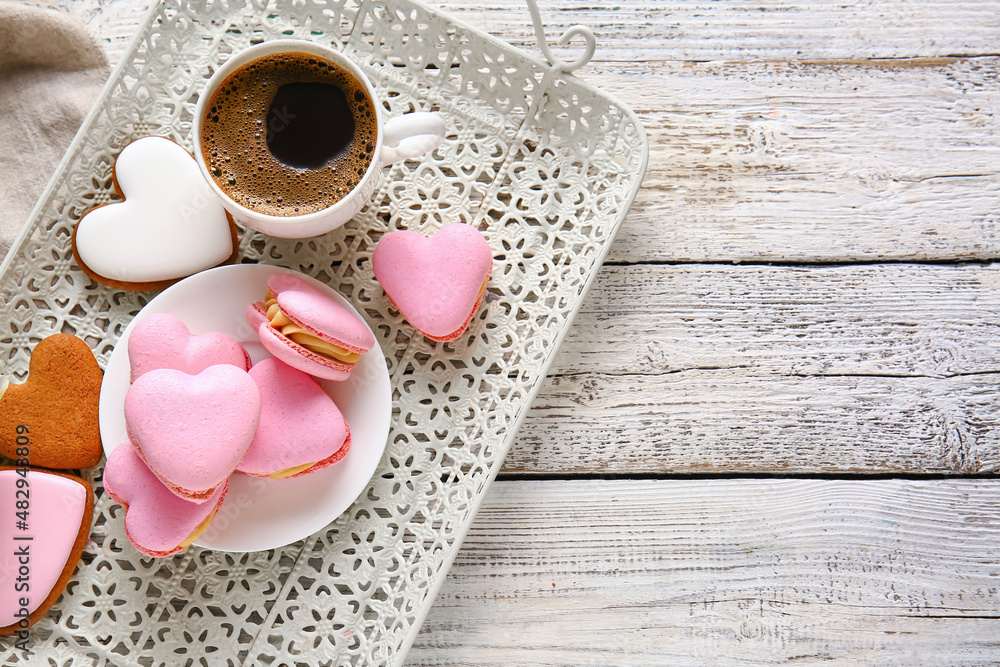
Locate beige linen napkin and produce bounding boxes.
[0,2,109,262]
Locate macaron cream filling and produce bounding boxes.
[268,461,318,479]
[264,290,362,363]
[437,276,489,341]
[178,512,217,549]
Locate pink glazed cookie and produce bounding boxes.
[124,365,260,503]
[246,273,374,382]
[103,440,227,557]
[371,223,493,342]
[128,313,250,381]
[0,468,93,634]
[238,358,351,479]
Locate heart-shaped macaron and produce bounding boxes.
[127,312,250,382]
[0,467,93,633]
[72,136,237,291]
[237,358,350,479]
[245,273,375,382]
[124,365,260,503]
[103,440,227,558]
[371,222,493,342]
[0,334,103,469]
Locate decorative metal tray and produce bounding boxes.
[0,0,647,663]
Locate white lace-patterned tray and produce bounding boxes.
[0,0,647,663]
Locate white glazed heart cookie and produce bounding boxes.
[72,136,237,291]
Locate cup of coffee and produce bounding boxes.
[193,39,446,239]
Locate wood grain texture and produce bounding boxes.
[429,0,1000,63]
[411,479,1000,666]
[595,58,1000,263]
[498,263,1000,474]
[509,370,1000,474]
[431,1,1000,263]
[550,263,1000,378]
[61,0,1000,67]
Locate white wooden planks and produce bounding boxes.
[548,263,1000,378]
[499,263,1000,474]
[552,263,1000,378]
[430,0,1000,62]
[509,370,1000,474]
[410,479,1000,666]
[595,58,1000,263]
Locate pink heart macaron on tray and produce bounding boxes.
[0,0,647,663]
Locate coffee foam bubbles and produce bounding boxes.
[200,53,378,217]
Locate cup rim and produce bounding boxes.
[192,39,384,225]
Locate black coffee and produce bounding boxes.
[266,81,354,169]
[200,52,377,217]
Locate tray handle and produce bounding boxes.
[525,0,596,74]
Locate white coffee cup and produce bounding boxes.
[193,39,445,239]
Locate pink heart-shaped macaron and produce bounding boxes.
[372,223,493,342]
[128,312,250,382]
[103,440,227,558]
[246,273,374,382]
[237,358,350,479]
[124,365,260,503]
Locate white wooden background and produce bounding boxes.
[22,0,1000,663]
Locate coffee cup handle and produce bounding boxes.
[381,112,446,165]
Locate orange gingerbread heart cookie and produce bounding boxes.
[0,334,103,469]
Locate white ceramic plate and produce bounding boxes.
[99,264,392,552]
